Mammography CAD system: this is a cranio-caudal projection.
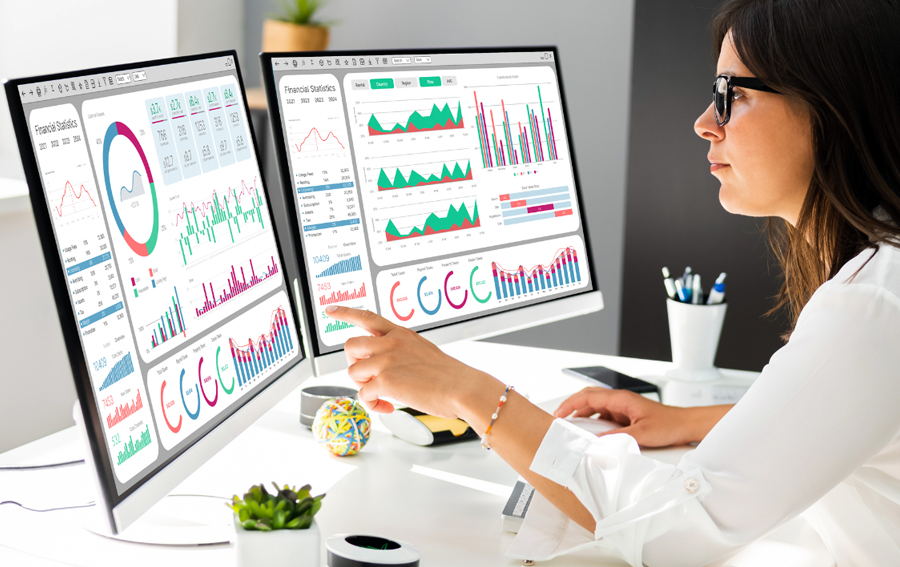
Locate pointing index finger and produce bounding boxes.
[325,305,396,337]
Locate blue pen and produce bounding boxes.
[707,272,727,304]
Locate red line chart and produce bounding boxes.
[293,127,346,152]
[53,180,97,217]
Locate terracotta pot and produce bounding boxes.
[262,19,330,52]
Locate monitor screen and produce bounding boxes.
[7,53,303,503]
[264,48,594,356]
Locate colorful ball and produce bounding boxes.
[312,397,371,456]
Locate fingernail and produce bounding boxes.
[325,305,337,314]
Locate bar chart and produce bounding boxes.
[193,255,280,318]
[314,255,363,278]
[229,306,295,388]
[174,178,267,265]
[492,246,582,301]
[473,84,562,169]
[149,287,187,349]
[98,352,136,392]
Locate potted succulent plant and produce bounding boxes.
[262,0,334,53]
[229,482,326,567]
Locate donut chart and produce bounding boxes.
[102,121,159,256]
[180,367,200,420]
[416,276,442,315]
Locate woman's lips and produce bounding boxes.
[709,163,730,172]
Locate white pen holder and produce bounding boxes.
[665,298,727,381]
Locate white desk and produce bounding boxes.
[0,341,832,566]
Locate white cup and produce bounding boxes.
[665,298,727,381]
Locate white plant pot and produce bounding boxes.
[233,516,320,567]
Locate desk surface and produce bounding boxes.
[0,341,831,567]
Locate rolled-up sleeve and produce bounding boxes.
[508,284,900,566]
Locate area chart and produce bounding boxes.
[367,102,464,136]
[377,161,472,191]
[385,202,480,242]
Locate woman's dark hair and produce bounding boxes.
[713,0,900,338]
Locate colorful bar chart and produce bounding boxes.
[377,161,472,191]
[194,256,280,317]
[176,178,266,265]
[98,352,135,392]
[368,102,464,136]
[499,186,572,226]
[315,255,363,278]
[229,307,294,387]
[150,287,186,349]
[319,282,367,306]
[385,202,479,242]
[474,85,560,169]
[491,246,581,301]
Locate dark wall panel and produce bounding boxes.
[620,0,788,371]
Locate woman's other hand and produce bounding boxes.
[554,388,732,447]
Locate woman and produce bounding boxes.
[326,0,900,564]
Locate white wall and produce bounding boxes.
[0,1,179,452]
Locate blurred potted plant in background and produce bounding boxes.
[262,0,335,52]
[229,482,326,567]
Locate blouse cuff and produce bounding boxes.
[530,418,600,484]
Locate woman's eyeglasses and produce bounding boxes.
[713,75,780,126]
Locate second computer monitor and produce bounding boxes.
[261,48,601,373]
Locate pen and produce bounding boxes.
[662,267,677,299]
[707,272,727,304]
[674,278,687,302]
[692,274,702,304]
[682,267,692,292]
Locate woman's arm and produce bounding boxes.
[326,306,597,530]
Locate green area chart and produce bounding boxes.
[385,201,480,242]
[367,101,464,136]
[377,161,472,191]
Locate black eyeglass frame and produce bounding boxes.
[713,75,780,126]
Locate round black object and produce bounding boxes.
[345,535,401,550]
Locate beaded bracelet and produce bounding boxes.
[481,385,514,450]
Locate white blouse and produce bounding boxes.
[508,243,900,566]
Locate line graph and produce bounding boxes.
[293,126,346,153]
[53,180,97,217]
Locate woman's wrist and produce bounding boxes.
[452,368,507,434]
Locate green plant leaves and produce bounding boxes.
[229,482,326,532]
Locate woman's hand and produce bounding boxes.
[325,305,498,419]
[554,388,733,447]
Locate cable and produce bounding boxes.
[0,459,85,470]
[0,500,95,512]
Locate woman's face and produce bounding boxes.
[694,32,815,226]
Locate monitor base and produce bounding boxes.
[85,494,233,546]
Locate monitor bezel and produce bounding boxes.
[4,50,311,531]
[260,46,601,366]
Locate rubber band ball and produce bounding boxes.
[312,397,372,456]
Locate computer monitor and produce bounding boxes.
[4,51,312,535]
[261,47,602,374]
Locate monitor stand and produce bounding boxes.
[70,402,233,546]
[84,494,233,546]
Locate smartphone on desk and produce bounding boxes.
[562,366,661,401]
